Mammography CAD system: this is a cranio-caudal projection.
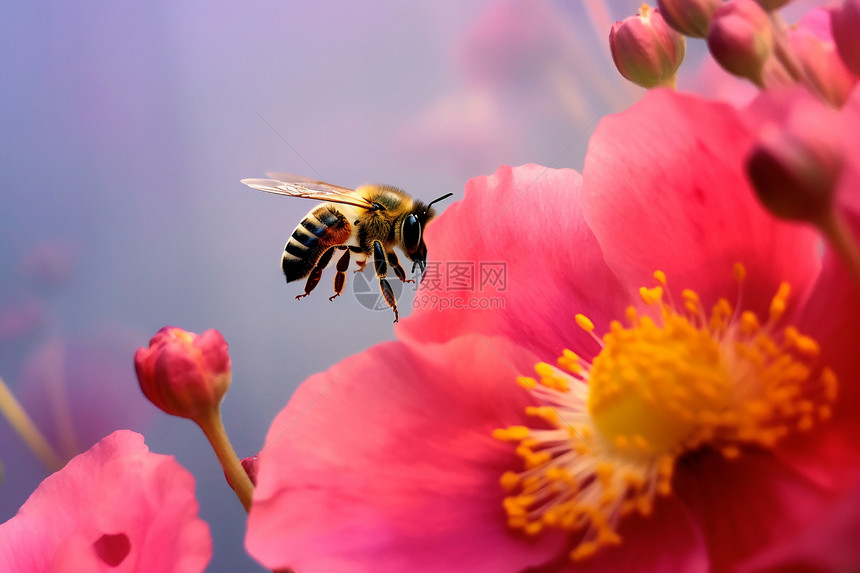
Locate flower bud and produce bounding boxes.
[656,0,722,38]
[788,9,857,107]
[224,455,259,490]
[134,327,231,421]
[707,0,774,85]
[746,100,845,223]
[242,455,259,486]
[832,0,860,78]
[610,5,686,89]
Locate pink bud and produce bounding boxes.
[832,0,860,78]
[788,9,858,107]
[707,0,774,85]
[610,5,686,89]
[242,455,259,486]
[134,327,231,421]
[224,454,259,489]
[746,99,845,223]
[657,0,722,38]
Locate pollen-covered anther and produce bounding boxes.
[496,266,837,562]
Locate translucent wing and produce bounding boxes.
[240,175,375,210]
[264,172,357,195]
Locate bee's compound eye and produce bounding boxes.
[402,214,422,254]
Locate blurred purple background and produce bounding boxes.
[0,1,826,570]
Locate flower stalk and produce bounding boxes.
[0,375,63,472]
[195,408,254,512]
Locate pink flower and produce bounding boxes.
[245,90,860,571]
[134,327,231,422]
[0,430,211,572]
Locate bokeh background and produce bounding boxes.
[0,1,825,570]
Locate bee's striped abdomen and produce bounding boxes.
[282,205,352,282]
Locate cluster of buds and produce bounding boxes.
[612,1,860,282]
[611,0,774,89]
[612,1,860,99]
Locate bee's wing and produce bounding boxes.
[241,177,375,210]
[264,172,357,194]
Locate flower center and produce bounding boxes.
[587,303,730,455]
[494,267,837,561]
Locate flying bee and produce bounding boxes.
[241,173,453,323]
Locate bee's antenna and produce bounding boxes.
[426,193,454,211]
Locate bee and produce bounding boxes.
[241,173,453,323]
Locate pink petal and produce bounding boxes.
[581,89,821,318]
[247,334,569,573]
[790,84,860,463]
[0,430,211,572]
[537,496,709,573]
[737,476,860,573]
[798,253,860,426]
[837,86,860,216]
[673,448,834,571]
[399,164,629,365]
[782,114,860,497]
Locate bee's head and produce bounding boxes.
[402,192,453,274]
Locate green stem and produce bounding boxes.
[655,74,678,90]
[0,375,63,472]
[195,407,255,512]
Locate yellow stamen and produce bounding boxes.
[575,314,595,333]
[495,268,837,563]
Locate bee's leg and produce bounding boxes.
[386,251,414,284]
[350,246,367,273]
[297,247,336,300]
[372,240,399,323]
[329,247,351,301]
